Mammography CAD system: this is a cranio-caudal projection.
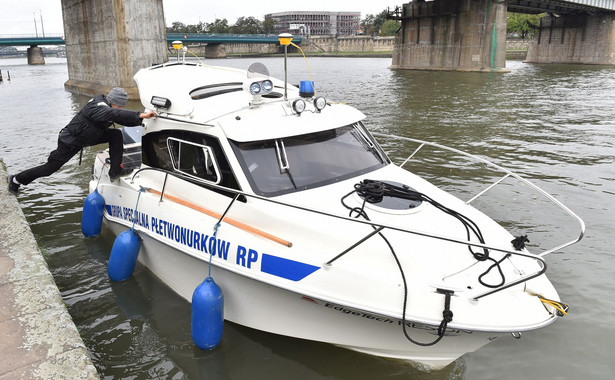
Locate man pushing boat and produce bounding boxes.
[8,87,156,195]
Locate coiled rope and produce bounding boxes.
[350,179,509,288]
[340,180,464,346]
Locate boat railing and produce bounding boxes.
[372,133,585,258]
[128,135,584,301]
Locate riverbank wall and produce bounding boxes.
[183,35,528,59]
[0,161,99,379]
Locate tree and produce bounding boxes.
[362,10,392,36]
[380,20,400,36]
[507,12,542,39]
[361,14,376,35]
[262,18,276,34]
[373,10,389,34]
[231,16,263,34]
[168,21,187,33]
[207,18,230,34]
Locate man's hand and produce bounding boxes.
[139,110,157,119]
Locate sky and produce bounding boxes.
[0,0,397,36]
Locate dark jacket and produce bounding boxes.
[59,94,143,148]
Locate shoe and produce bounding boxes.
[109,168,133,182]
[7,175,20,195]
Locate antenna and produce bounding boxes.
[33,13,38,37]
[278,33,293,101]
[40,10,45,37]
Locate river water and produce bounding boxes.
[1,56,613,379]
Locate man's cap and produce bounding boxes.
[107,87,128,107]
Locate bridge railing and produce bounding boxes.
[167,33,302,45]
[0,35,65,46]
[1,33,303,46]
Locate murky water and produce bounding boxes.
[1,56,613,379]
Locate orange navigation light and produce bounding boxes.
[278,33,293,46]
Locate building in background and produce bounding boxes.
[265,11,361,36]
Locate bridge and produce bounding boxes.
[506,0,615,13]
[390,0,615,72]
[0,34,302,47]
[7,0,613,97]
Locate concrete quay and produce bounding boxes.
[0,162,99,379]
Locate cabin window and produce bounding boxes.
[230,123,388,196]
[167,137,220,184]
[142,130,241,194]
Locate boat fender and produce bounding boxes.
[107,228,141,281]
[81,189,105,237]
[192,277,224,350]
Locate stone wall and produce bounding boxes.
[391,0,508,72]
[62,0,167,98]
[301,36,395,53]
[184,36,395,57]
[526,13,615,64]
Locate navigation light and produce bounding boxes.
[299,81,314,98]
[314,96,327,112]
[292,99,306,115]
[278,33,293,46]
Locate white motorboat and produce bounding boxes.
[88,53,584,370]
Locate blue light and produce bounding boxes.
[299,80,314,98]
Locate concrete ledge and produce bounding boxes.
[0,161,99,379]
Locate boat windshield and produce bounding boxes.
[230,123,389,196]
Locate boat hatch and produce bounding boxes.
[355,180,423,210]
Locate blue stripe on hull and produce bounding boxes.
[261,254,319,281]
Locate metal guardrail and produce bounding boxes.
[374,132,586,260]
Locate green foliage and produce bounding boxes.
[231,17,263,34]
[207,19,230,34]
[361,10,390,35]
[262,18,276,34]
[507,12,543,39]
[362,10,399,36]
[380,20,401,36]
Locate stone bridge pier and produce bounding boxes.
[61,0,167,99]
[526,13,615,64]
[391,0,508,72]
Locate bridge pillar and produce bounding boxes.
[391,0,508,72]
[61,0,167,99]
[204,43,227,59]
[27,46,45,65]
[526,13,615,65]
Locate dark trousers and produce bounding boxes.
[16,128,124,185]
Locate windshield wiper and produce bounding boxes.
[275,139,298,189]
[353,124,385,164]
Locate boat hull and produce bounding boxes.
[105,217,501,370]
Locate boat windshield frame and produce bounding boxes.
[230,123,389,197]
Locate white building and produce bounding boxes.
[265,11,361,36]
